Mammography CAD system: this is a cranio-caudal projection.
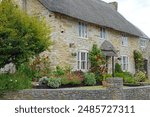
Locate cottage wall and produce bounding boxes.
[12,0,146,74]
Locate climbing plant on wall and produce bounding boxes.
[133,50,144,72]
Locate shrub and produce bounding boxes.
[0,72,32,91]
[103,74,112,80]
[84,73,96,86]
[89,44,106,73]
[124,77,136,84]
[61,72,83,86]
[47,78,61,88]
[115,72,136,84]
[39,77,49,86]
[115,63,123,73]
[53,66,65,76]
[134,71,146,82]
[18,63,35,79]
[30,55,51,79]
[134,50,144,72]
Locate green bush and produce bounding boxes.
[124,77,136,84]
[115,72,136,84]
[53,66,65,76]
[18,63,35,79]
[0,0,51,68]
[47,78,61,88]
[134,71,146,82]
[103,74,112,80]
[0,72,32,91]
[115,63,123,73]
[39,77,49,86]
[84,73,96,86]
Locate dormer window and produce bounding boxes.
[100,27,106,39]
[140,39,146,48]
[121,34,128,46]
[79,22,88,38]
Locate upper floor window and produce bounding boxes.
[79,22,88,38]
[77,51,89,71]
[100,27,106,39]
[121,55,129,71]
[121,34,128,46]
[140,39,146,48]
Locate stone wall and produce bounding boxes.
[2,78,150,100]
[12,0,145,74]
[2,86,150,100]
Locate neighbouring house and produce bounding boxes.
[2,0,150,78]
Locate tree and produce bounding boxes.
[89,44,106,72]
[0,0,51,68]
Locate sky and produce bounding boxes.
[103,0,150,37]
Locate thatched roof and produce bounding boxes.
[38,0,149,39]
[101,40,117,56]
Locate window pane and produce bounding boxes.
[81,52,85,60]
[81,61,85,69]
[78,61,80,69]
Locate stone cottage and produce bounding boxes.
[5,0,150,77]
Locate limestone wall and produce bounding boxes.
[2,86,150,100]
[12,0,143,73]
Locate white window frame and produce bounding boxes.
[140,39,146,48]
[121,55,129,72]
[121,34,128,46]
[78,22,88,39]
[77,50,89,71]
[100,27,106,39]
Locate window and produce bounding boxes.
[140,39,146,48]
[100,27,106,39]
[79,22,88,38]
[121,56,128,71]
[77,51,89,71]
[121,34,128,46]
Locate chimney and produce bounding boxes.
[109,2,118,11]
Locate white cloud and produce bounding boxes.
[102,0,150,37]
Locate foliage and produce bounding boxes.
[115,63,123,73]
[134,50,144,72]
[30,55,51,79]
[39,77,49,86]
[115,72,136,84]
[103,74,112,80]
[84,73,96,86]
[89,44,106,73]
[61,71,84,86]
[0,72,32,92]
[18,63,35,79]
[0,0,51,68]
[47,78,61,88]
[53,66,65,77]
[134,71,146,82]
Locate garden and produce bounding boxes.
[0,0,149,97]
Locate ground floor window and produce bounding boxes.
[77,51,89,71]
[121,55,129,71]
